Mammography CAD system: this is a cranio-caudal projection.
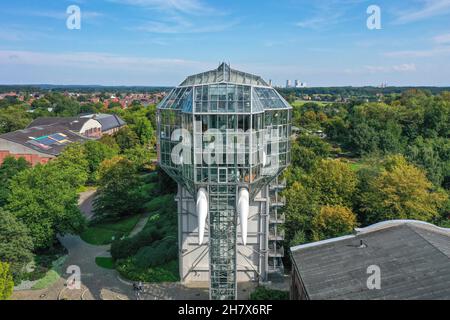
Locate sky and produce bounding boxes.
[1,0,450,86]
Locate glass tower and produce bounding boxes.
[157,63,291,300]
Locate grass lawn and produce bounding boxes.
[81,215,142,245]
[292,100,333,108]
[32,256,66,290]
[95,257,115,269]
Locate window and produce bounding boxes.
[219,168,227,184]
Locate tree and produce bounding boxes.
[347,103,404,155]
[0,209,33,281]
[0,262,14,300]
[283,182,317,245]
[31,98,51,110]
[132,117,154,146]
[51,143,88,188]
[291,134,332,172]
[114,127,140,151]
[94,157,142,219]
[0,105,32,134]
[358,155,448,224]
[46,93,81,116]
[0,157,30,206]
[83,141,119,183]
[99,134,120,150]
[312,206,357,241]
[305,159,358,207]
[6,165,86,249]
[406,137,450,188]
[124,145,154,171]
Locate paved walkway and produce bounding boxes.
[13,189,210,300]
[78,189,97,220]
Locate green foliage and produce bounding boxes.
[250,286,289,300]
[0,262,14,300]
[51,143,89,188]
[31,255,66,290]
[305,159,358,207]
[111,194,177,283]
[132,117,154,146]
[83,140,119,183]
[95,257,115,269]
[133,238,178,269]
[289,229,307,247]
[406,137,450,188]
[6,164,86,249]
[124,145,155,171]
[283,182,317,245]
[0,209,34,281]
[312,206,357,241]
[290,134,333,173]
[358,155,448,225]
[145,194,174,212]
[21,244,67,282]
[81,215,141,245]
[0,105,32,134]
[46,93,81,116]
[114,127,140,151]
[116,258,179,283]
[94,157,143,219]
[0,156,30,206]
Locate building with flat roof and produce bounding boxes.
[157,63,292,300]
[290,220,450,300]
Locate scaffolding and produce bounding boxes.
[209,185,237,300]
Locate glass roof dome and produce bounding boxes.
[157,63,292,197]
[158,62,291,113]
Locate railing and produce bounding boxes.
[268,246,285,258]
[269,179,287,191]
[269,213,285,224]
[268,228,285,241]
[270,196,286,208]
[267,258,284,274]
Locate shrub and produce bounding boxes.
[116,258,179,283]
[250,286,289,300]
[0,262,14,300]
[133,238,178,269]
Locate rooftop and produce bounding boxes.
[80,114,126,131]
[291,220,450,300]
[179,62,269,87]
[0,125,90,156]
[158,63,291,112]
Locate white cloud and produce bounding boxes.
[0,50,206,70]
[111,0,232,34]
[364,64,416,73]
[294,0,367,30]
[384,47,450,58]
[109,0,215,15]
[394,0,450,24]
[434,33,450,44]
[134,15,239,34]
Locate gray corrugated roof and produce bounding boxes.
[27,117,93,132]
[93,114,126,131]
[0,125,90,156]
[291,222,450,300]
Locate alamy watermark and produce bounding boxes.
[167,124,283,176]
[66,5,81,30]
[367,265,381,290]
[66,265,81,290]
[367,5,382,30]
